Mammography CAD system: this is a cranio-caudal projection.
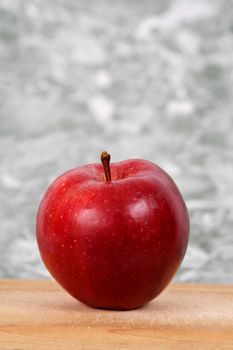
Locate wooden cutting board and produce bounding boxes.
[0,280,233,349]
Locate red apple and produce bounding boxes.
[36,152,189,310]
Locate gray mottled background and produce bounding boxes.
[0,0,232,282]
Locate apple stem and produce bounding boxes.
[101,151,111,182]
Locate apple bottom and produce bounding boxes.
[41,249,182,310]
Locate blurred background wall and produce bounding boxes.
[0,0,232,281]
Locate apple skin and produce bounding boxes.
[36,158,189,310]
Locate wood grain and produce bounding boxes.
[0,280,233,349]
